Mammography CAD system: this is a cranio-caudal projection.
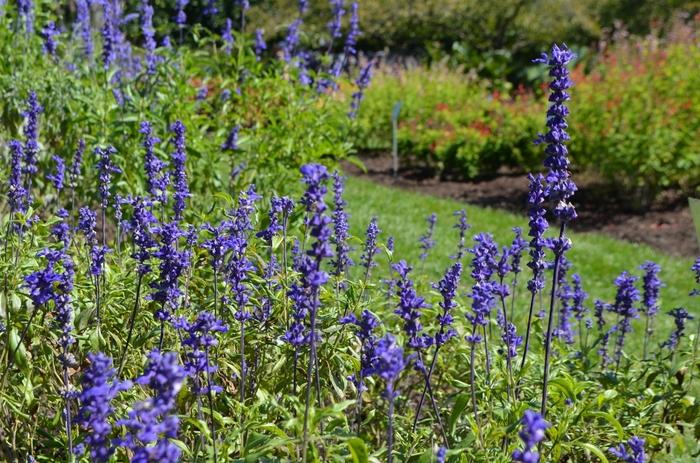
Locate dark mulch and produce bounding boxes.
[344,152,699,257]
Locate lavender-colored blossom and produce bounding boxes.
[373,333,406,395]
[175,0,188,26]
[639,261,662,316]
[175,311,228,395]
[17,0,33,34]
[95,146,120,210]
[327,0,345,40]
[254,29,266,60]
[78,207,97,245]
[611,272,640,366]
[69,139,85,198]
[372,333,405,463]
[526,173,548,294]
[141,121,168,202]
[196,86,208,101]
[149,222,190,323]
[331,172,353,277]
[204,0,218,17]
[340,309,379,391]
[41,21,60,57]
[169,121,189,221]
[609,436,646,463]
[452,209,470,260]
[100,1,118,70]
[466,233,499,345]
[116,350,186,462]
[140,0,158,74]
[129,197,157,276]
[571,274,587,320]
[225,185,259,323]
[74,353,131,463]
[298,0,308,15]
[393,260,433,352]
[691,257,700,296]
[359,217,380,273]
[598,324,617,369]
[8,141,27,215]
[512,409,550,463]
[47,155,66,192]
[533,44,577,223]
[349,60,373,118]
[418,213,437,261]
[75,0,92,59]
[282,19,302,63]
[21,91,42,199]
[343,3,360,59]
[510,227,527,275]
[222,18,234,55]
[661,308,693,350]
[594,299,608,331]
[221,125,240,151]
[434,262,462,346]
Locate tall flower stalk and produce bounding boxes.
[639,261,662,359]
[533,43,576,418]
[296,164,333,463]
[413,261,461,440]
[372,334,406,463]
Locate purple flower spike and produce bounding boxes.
[393,260,433,353]
[41,21,60,57]
[611,271,640,367]
[349,60,373,118]
[75,0,92,59]
[360,217,380,274]
[8,141,27,215]
[75,353,132,462]
[661,307,693,350]
[434,262,462,346]
[254,29,266,60]
[47,155,66,192]
[222,18,234,55]
[141,121,168,203]
[331,172,353,278]
[512,409,549,463]
[116,350,186,462]
[419,213,437,261]
[533,43,577,223]
[169,121,189,221]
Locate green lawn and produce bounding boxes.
[343,176,698,346]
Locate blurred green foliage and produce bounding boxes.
[352,32,700,201]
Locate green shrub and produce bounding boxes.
[353,37,700,199]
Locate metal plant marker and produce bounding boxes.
[391,101,402,177]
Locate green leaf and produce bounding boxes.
[586,411,624,439]
[347,437,369,463]
[579,442,610,463]
[448,393,470,435]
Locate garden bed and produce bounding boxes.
[345,151,699,257]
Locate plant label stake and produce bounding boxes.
[391,101,402,178]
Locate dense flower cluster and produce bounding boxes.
[74,353,132,462]
[360,216,380,273]
[117,351,187,462]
